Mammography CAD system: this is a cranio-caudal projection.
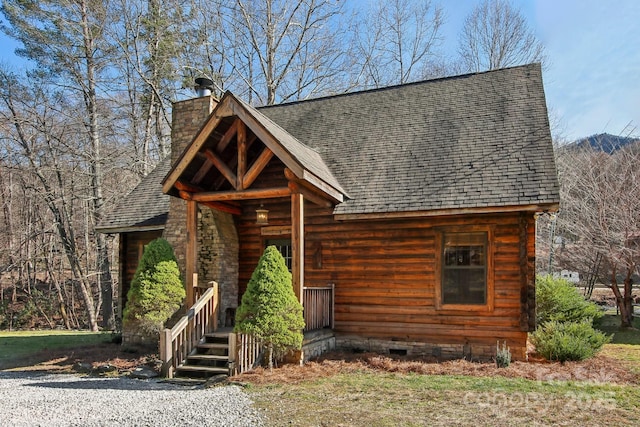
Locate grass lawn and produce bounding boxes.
[245,314,640,426]
[0,330,111,370]
[595,313,640,345]
[2,315,640,426]
[248,371,639,426]
[597,313,640,376]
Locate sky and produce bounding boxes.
[442,0,640,141]
[0,0,638,142]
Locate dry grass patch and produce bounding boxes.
[239,351,640,426]
[0,331,156,374]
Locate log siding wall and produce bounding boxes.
[236,182,535,360]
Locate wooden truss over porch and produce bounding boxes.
[162,91,348,308]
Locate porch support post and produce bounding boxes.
[186,199,198,307]
[291,191,304,305]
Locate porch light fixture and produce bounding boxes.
[256,204,269,225]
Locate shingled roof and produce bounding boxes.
[96,158,170,233]
[100,64,559,232]
[258,63,559,216]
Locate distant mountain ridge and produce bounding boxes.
[572,133,640,154]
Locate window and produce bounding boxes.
[266,238,292,271]
[435,227,494,310]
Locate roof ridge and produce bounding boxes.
[258,63,540,110]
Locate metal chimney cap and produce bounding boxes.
[194,77,214,97]
[195,77,214,88]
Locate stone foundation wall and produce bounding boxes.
[122,322,159,349]
[335,335,527,361]
[302,333,336,362]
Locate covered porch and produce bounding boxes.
[160,280,335,378]
[159,92,346,377]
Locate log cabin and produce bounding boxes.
[98,64,559,376]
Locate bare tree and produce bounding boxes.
[351,0,445,88]
[2,0,115,329]
[555,140,640,328]
[220,0,349,105]
[108,0,182,174]
[458,0,545,72]
[0,69,100,329]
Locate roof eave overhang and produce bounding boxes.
[95,224,166,234]
[333,202,560,221]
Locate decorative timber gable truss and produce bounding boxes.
[162,91,349,212]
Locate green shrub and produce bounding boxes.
[123,238,185,339]
[536,275,602,324]
[531,320,611,362]
[533,275,610,362]
[235,246,305,368]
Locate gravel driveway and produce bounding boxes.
[0,372,265,426]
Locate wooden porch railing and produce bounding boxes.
[228,332,263,375]
[160,281,218,378]
[303,284,335,332]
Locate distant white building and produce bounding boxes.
[556,270,580,283]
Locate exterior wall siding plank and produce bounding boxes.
[236,198,532,360]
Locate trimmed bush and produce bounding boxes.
[531,320,611,362]
[123,238,185,340]
[536,275,602,324]
[235,246,305,368]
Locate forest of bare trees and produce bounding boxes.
[550,138,640,327]
[2,0,632,332]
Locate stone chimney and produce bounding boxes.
[163,83,239,325]
[164,90,216,276]
[170,95,217,166]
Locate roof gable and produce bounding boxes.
[162,92,347,202]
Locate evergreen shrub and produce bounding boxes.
[531,320,611,362]
[533,275,609,361]
[123,238,185,338]
[536,274,602,324]
[235,246,305,368]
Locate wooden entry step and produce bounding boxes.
[175,330,231,378]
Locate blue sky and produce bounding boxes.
[443,0,640,141]
[0,0,637,142]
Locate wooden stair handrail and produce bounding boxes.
[169,286,215,340]
[160,282,218,378]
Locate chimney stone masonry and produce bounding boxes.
[163,89,239,325]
